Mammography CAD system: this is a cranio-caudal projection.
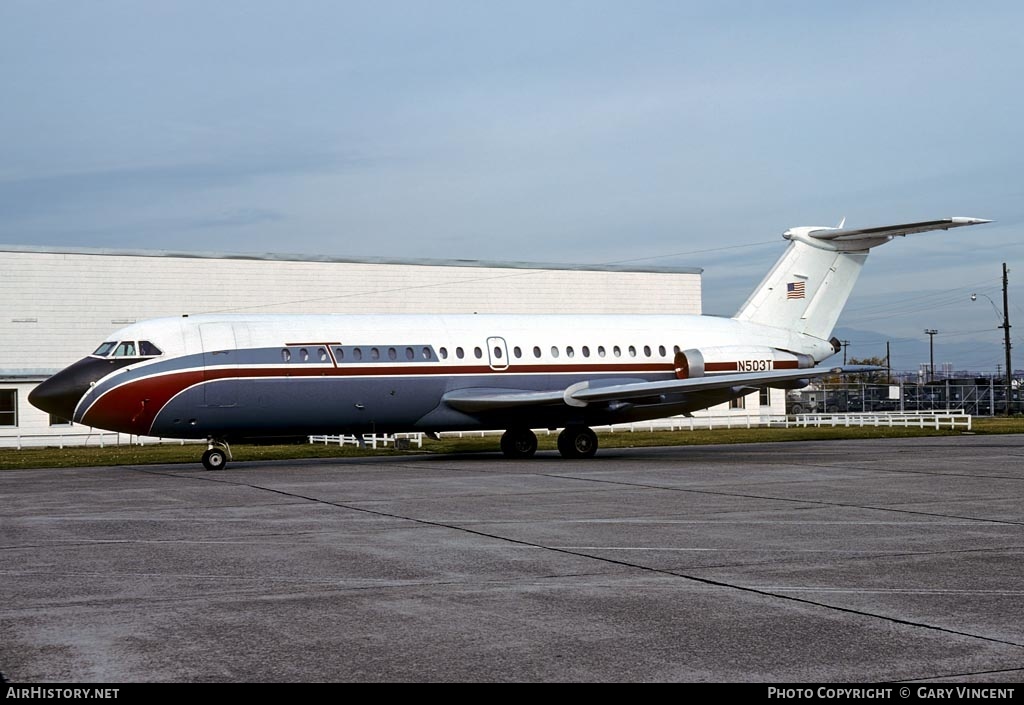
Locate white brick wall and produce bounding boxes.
[1,250,702,371]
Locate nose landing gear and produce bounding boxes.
[201,439,233,471]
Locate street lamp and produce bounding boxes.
[924,329,938,383]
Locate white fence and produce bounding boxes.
[777,411,972,431]
[308,433,425,449]
[0,431,197,450]
[7,412,973,451]
[309,411,973,449]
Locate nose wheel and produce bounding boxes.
[202,440,233,471]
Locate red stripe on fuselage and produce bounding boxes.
[78,358,795,434]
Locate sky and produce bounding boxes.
[2,1,1023,371]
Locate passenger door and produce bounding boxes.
[486,336,509,371]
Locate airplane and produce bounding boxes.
[29,216,990,470]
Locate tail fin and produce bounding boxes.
[733,217,991,340]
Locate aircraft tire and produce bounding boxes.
[557,426,598,459]
[202,448,228,471]
[500,429,538,458]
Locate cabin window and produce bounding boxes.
[474,347,483,359]
[334,347,345,361]
[674,345,681,354]
[139,341,163,356]
[659,345,666,357]
[300,348,309,362]
[598,346,606,358]
[628,345,636,358]
[493,346,503,359]
[582,346,590,358]
[643,345,651,357]
[566,346,575,358]
[370,347,380,361]
[405,347,414,360]
[513,346,522,358]
[0,390,16,427]
[439,347,448,359]
[281,349,292,362]
[421,347,431,360]
[388,347,397,361]
[533,346,541,358]
[551,346,560,358]
[92,342,116,357]
[456,347,465,359]
[318,347,328,362]
[353,348,363,361]
[613,345,621,357]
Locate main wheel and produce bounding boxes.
[557,426,598,459]
[202,448,228,471]
[500,429,538,458]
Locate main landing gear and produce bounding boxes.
[500,426,599,459]
[201,439,233,471]
[500,428,538,458]
[557,425,598,459]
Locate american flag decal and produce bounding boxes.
[787,281,806,299]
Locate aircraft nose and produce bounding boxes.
[29,357,117,422]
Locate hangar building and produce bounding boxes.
[1,245,774,447]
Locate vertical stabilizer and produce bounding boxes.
[733,217,991,341]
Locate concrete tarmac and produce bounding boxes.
[2,435,1023,682]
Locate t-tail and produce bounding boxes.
[733,217,992,341]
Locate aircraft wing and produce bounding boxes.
[442,367,843,413]
[443,387,572,413]
[808,217,991,242]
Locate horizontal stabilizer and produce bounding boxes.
[805,217,991,243]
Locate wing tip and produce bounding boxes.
[950,217,993,225]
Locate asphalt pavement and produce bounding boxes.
[2,435,1023,682]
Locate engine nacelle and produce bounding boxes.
[673,346,815,380]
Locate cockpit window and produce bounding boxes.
[92,340,164,358]
[112,341,137,357]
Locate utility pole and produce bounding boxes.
[971,267,1014,415]
[1001,263,1013,416]
[841,339,851,365]
[886,341,891,383]
[924,329,938,383]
